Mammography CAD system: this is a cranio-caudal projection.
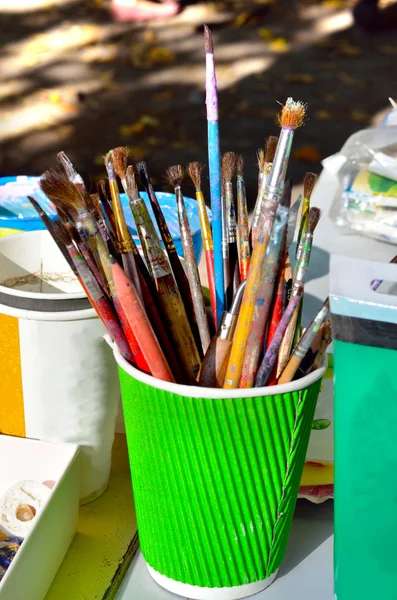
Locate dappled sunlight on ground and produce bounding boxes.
[0,0,396,205]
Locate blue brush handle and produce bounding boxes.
[208,119,224,325]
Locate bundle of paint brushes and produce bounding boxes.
[27,25,331,389]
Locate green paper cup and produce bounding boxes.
[113,344,325,600]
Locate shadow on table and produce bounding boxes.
[279,499,334,577]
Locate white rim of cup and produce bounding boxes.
[112,338,327,400]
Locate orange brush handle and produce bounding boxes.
[112,261,174,382]
[205,249,216,325]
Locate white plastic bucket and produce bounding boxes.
[0,231,120,503]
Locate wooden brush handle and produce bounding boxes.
[205,249,217,326]
[199,336,233,388]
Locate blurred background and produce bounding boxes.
[0,0,396,206]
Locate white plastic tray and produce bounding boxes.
[0,435,79,600]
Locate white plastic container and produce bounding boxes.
[0,435,79,600]
[0,231,120,503]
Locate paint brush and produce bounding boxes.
[105,151,142,302]
[123,165,186,384]
[27,196,79,277]
[187,161,216,325]
[204,24,224,326]
[278,298,330,384]
[236,155,251,282]
[223,98,306,389]
[55,221,136,365]
[97,179,117,239]
[295,318,329,378]
[239,180,291,388]
[296,172,317,259]
[277,207,321,376]
[167,165,211,354]
[251,136,278,247]
[255,291,302,387]
[40,168,114,290]
[110,257,175,383]
[198,280,246,388]
[39,170,151,372]
[125,165,201,383]
[136,161,200,337]
[311,319,332,372]
[57,151,85,189]
[222,152,238,309]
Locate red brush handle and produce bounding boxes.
[205,249,217,326]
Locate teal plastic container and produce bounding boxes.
[330,255,397,600]
[112,341,325,599]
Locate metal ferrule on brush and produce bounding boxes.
[217,279,246,340]
[196,191,213,251]
[108,178,133,254]
[294,233,313,288]
[225,182,236,243]
[264,128,294,204]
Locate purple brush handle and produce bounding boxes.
[255,294,301,387]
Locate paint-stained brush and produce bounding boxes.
[123,165,186,384]
[278,298,330,384]
[54,219,136,365]
[187,161,216,325]
[251,136,278,247]
[125,165,201,384]
[222,151,238,309]
[137,160,200,346]
[277,206,321,376]
[110,257,174,383]
[105,151,142,301]
[239,180,291,389]
[199,280,246,388]
[296,172,317,258]
[236,155,250,282]
[167,165,211,354]
[204,24,224,325]
[223,99,306,389]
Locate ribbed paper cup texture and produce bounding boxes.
[114,346,324,599]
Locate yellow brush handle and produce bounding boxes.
[223,228,273,389]
[278,355,300,384]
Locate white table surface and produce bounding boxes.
[116,166,394,600]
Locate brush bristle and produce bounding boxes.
[136,161,150,188]
[221,152,236,183]
[57,151,75,179]
[167,165,184,188]
[279,98,306,130]
[40,168,85,214]
[303,172,318,199]
[187,162,204,191]
[307,207,321,234]
[265,136,278,163]
[257,149,265,173]
[112,147,129,180]
[204,25,213,53]
[280,178,292,208]
[125,165,139,199]
[236,155,244,178]
[52,219,72,247]
[97,179,109,202]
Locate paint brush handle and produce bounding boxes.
[111,259,174,383]
[277,301,300,376]
[205,249,217,325]
[176,188,211,354]
[113,296,151,374]
[121,251,143,304]
[67,245,135,364]
[147,184,198,339]
[278,299,329,384]
[198,337,232,388]
[255,294,301,387]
